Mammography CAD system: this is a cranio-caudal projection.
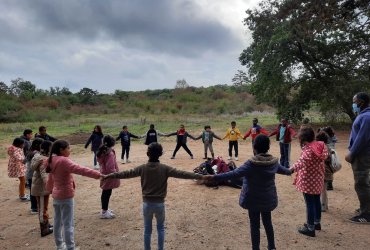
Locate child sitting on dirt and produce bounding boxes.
[96,135,120,219]
[102,142,203,250]
[116,125,141,164]
[204,134,291,250]
[223,121,243,161]
[46,140,101,250]
[7,137,28,201]
[195,125,222,159]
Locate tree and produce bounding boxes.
[0,82,9,94]
[175,79,189,89]
[9,78,37,100]
[232,70,248,87]
[240,0,370,122]
[77,87,99,104]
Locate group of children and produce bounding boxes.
[7,121,340,250]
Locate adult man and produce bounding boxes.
[345,92,370,223]
[269,118,296,168]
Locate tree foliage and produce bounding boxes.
[175,79,189,89]
[232,70,248,87]
[240,0,370,122]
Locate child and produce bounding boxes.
[8,138,28,201]
[31,140,53,237]
[315,131,333,212]
[35,126,57,142]
[26,138,44,214]
[223,121,243,161]
[167,124,196,159]
[84,125,104,169]
[243,118,269,152]
[195,125,222,159]
[204,134,291,250]
[20,129,33,160]
[102,142,203,250]
[322,126,337,190]
[289,127,328,237]
[116,125,140,164]
[96,135,120,219]
[46,140,101,250]
[269,119,296,168]
[142,124,166,145]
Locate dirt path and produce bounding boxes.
[0,131,369,249]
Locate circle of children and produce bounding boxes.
[6,92,370,250]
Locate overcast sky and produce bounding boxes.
[0,0,259,93]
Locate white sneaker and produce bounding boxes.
[235,157,238,161]
[121,159,125,164]
[100,210,115,219]
[93,165,100,170]
[227,157,231,160]
[126,159,131,163]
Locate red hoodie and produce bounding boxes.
[291,141,328,194]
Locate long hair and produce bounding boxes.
[12,137,24,148]
[27,138,44,161]
[46,140,69,173]
[94,125,103,135]
[97,135,115,158]
[40,140,53,157]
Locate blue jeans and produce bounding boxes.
[279,142,291,168]
[143,202,165,250]
[303,193,321,230]
[53,198,75,250]
[248,210,275,250]
[93,150,98,166]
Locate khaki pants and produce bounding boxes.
[321,181,328,211]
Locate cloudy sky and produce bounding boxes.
[0,0,259,93]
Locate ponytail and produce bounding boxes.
[46,140,69,173]
[97,135,115,158]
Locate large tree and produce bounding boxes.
[240,0,370,122]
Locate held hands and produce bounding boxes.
[100,174,111,181]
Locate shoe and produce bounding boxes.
[227,157,231,160]
[19,195,30,201]
[121,159,125,164]
[57,242,67,250]
[126,159,131,163]
[327,182,333,190]
[298,224,315,237]
[190,156,194,159]
[235,157,238,161]
[40,221,53,237]
[30,209,38,215]
[304,223,321,230]
[170,156,175,159]
[349,214,370,224]
[93,165,100,170]
[355,208,361,215]
[100,210,115,219]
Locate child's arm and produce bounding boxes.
[84,134,93,149]
[194,134,202,140]
[105,165,143,179]
[115,133,121,141]
[222,129,230,140]
[277,164,292,175]
[214,162,251,181]
[68,159,101,179]
[157,131,166,136]
[236,128,243,139]
[213,133,222,140]
[187,133,197,140]
[129,132,140,139]
[167,166,203,180]
[243,128,252,140]
[260,128,269,136]
[269,127,278,137]
[166,132,177,137]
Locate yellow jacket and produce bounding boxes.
[223,127,242,141]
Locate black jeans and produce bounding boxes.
[28,178,38,211]
[121,144,130,160]
[248,210,275,250]
[352,153,370,214]
[228,141,238,157]
[279,142,291,168]
[101,189,112,210]
[303,193,321,229]
[172,142,193,157]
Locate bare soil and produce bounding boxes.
[0,130,369,250]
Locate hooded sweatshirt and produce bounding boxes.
[214,154,291,211]
[348,107,370,158]
[291,141,328,194]
[7,145,26,178]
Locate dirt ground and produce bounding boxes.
[0,130,369,250]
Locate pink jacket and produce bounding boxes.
[7,145,26,178]
[46,156,101,200]
[291,141,328,195]
[97,149,120,190]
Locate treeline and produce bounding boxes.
[0,78,269,122]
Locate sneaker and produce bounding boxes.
[100,210,115,219]
[190,156,194,159]
[170,156,175,159]
[126,159,131,163]
[121,159,125,164]
[19,195,30,201]
[235,157,238,161]
[327,182,333,190]
[227,157,231,160]
[355,208,361,215]
[298,224,315,237]
[93,165,100,170]
[349,214,370,224]
[304,223,321,230]
[30,209,38,215]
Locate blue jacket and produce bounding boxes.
[85,132,104,151]
[214,154,291,212]
[349,107,370,158]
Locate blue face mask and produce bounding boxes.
[352,103,361,114]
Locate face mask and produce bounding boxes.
[352,103,361,114]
